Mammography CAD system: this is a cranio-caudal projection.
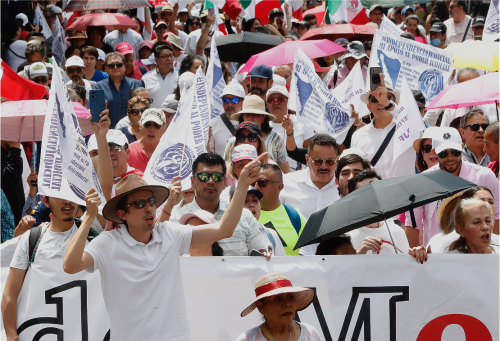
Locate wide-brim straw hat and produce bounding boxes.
[103,173,170,223]
[240,272,315,317]
[231,95,276,122]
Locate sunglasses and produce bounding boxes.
[33,77,48,84]
[465,123,489,132]
[252,179,281,188]
[310,157,336,167]
[129,107,148,116]
[143,121,162,129]
[266,97,287,105]
[421,145,433,153]
[106,63,124,69]
[108,144,123,153]
[368,95,395,104]
[195,172,225,182]
[67,67,83,74]
[437,149,462,159]
[236,132,259,143]
[222,97,242,104]
[124,197,157,210]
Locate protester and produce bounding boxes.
[459,109,491,167]
[334,151,372,197]
[414,127,440,173]
[67,31,87,48]
[295,20,310,38]
[152,21,169,44]
[179,210,224,256]
[327,41,368,89]
[26,62,49,87]
[65,55,95,101]
[405,15,428,44]
[135,41,153,69]
[119,96,150,143]
[1,190,16,242]
[484,122,499,178]
[103,23,144,60]
[160,99,178,130]
[116,42,146,80]
[248,64,274,101]
[81,45,108,82]
[2,20,27,72]
[428,22,447,48]
[226,142,268,189]
[67,83,88,107]
[444,1,474,45]
[472,16,485,40]
[165,34,186,70]
[368,5,384,27]
[1,140,24,226]
[179,54,205,75]
[86,26,114,54]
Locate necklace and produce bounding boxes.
[261,322,291,341]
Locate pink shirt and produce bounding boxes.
[127,141,150,173]
[405,161,500,246]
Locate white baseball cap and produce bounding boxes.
[266,85,289,100]
[16,13,29,26]
[232,144,258,162]
[272,74,287,87]
[179,210,216,225]
[221,82,246,99]
[339,148,366,160]
[28,62,48,79]
[141,53,156,66]
[66,56,85,68]
[97,48,105,61]
[49,5,63,14]
[140,108,166,126]
[106,129,128,147]
[87,134,98,152]
[432,127,463,154]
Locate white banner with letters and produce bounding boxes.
[484,0,499,42]
[380,15,402,36]
[1,256,498,340]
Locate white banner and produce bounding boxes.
[380,15,402,36]
[52,19,67,65]
[1,256,498,340]
[483,0,500,42]
[33,4,53,40]
[289,48,353,144]
[206,39,226,120]
[368,29,454,105]
[144,67,210,190]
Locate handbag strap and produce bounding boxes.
[219,113,235,136]
[462,17,472,42]
[371,125,396,166]
[260,324,275,341]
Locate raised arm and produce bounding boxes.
[144,7,152,35]
[196,14,215,56]
[169,3,180,36]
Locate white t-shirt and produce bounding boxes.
[347,220,410,254]
[428,230,500,253]
[140,69,178,109]
[84,223,193,341]
[444,16,474,45]
[209,114,239,157]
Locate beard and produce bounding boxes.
[250,87,265,96]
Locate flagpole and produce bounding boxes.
[77,139,93,189]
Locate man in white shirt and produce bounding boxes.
[444,1,474,45]
[140,43,178,109]
[63,154,265,340]
[104,28,144,60]
[208,82,245,157]
[65,55,95,102]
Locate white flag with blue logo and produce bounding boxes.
[144,67,210,191]
[52,19,67,64]
[483,0,499,42]
[289,48,353,144]
[206,39,226,120]
[34,4,53,40]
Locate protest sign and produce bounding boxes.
[206,39,226,120]
[1,256,498,341]
[368,29,454,105]
[483,0,500,42]
[380,15,402,36]
[33,4,53,40]
[289,48,353,144]
[52,19,67,64]
[144,67,210,190]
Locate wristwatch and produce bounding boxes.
[384,100,396,111]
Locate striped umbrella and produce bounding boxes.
[65,0,151,12]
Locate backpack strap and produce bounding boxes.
[263,228,276,252]
[462,18,472,42]
[371,125,396,166]
[219,113,235,136]
[28,225,43,265]
[264,222,287,247]
[282,203,302,235]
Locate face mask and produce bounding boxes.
[430,38,441,47]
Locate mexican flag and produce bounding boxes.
[240,0,282,25]
[205,0,244,20]
[325,0,369,25]
[205,1,229,34]
[282,0,303,20]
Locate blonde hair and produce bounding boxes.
[127,96,150,115]
[228,137,268,180]
[449,198,494,251]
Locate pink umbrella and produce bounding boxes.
[426,73,499,120]
[67,13,139,31]
[239,39,346,74]
[1,100,93,142]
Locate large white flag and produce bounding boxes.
[144,68,210,190]
[33,4,53,40]
[206,39,226,120]
[380,15,402,36]
[52,19,67,64]
[289,48,353,144]
[392,75,426,161]
[483,0,500,42]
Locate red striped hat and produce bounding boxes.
[240,273,315,317]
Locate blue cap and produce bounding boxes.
[402,6,412,15]
[249,64,273,80]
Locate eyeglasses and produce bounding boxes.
[124,197,157,210]
[143,121,162,129]
[252,179,281,188]
[67,67,83,74]
[158,54,174,59]
[190,22,201,26]
[195,172,225,182]
[222,97,242,104]
[266,97,287,105]
[421,145,433,154]
[129,107,148,116]
[236,132,259,143]
[32,77,48,84]
[368,95,395,103]
[106,63,124,69]
[465,123,489,132]
[437,149,462,159]
[108,144,123,153]
[310,157,336,167]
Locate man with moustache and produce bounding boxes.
[65,55,95,104]
[248,64,273,102]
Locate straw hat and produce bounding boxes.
[102,173,170,223]
[231,95,276,121]
[240,273,315,317]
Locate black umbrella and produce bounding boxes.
[294,170,476,252]
[204,32,283,64]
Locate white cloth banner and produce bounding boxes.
[33,4,53,40]
[52,19,67,65]
[380,15,402,36]
[206,39,226,120]
[289,48,353,144]
[1,256,498,341]
[483,0,500,42]
[392,75,426,161]
[368,29,454,105]
[144,67,210,190]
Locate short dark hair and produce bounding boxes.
[192,153,227,176]
[334,154,372,180]
[303,14,317,22]
[363,41,372,51]
[307,134,338,155]
[86,26,106,41]
[459,109,487,129]
[25,42,46,59]
[129,86,148,99]
[260,163,283,182]
[64,45,81,60]
[67,83,86,101]
[104,52,125,65]
[461,185,493,200]
[80,45,98,59]
[485,121,499,143]
[455,1,467,12]
[316,235,353,255]
[347,169,382,194]
[153,41,173,58]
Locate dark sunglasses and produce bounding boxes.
[67,67,83,74]
[129,107,148,116]
[33,77,48,84]
[368,95,395,104]
[421,145,433,153]
[437,149,462,159]
[222,97,242,104]
[124,197,157,210]
[106,63,124,69]
[190,22,201,26]
[143,121,162,129]
[195,172,225,182]
[465,123,489,132]
[311,157,336,167]
[252,179,281,188]
[236,132,259,143]
[108,144,123,153]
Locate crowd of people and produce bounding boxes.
[1,0,499,340]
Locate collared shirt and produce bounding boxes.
[84,223,193,341]
[405,161,500,246]
[103,29,144,60]
[92,76,143,128]
[444,16,474,45]
[462,145,490,167]
[208,113,239,157]
[170,198,268,256]
[141,68,178,109]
